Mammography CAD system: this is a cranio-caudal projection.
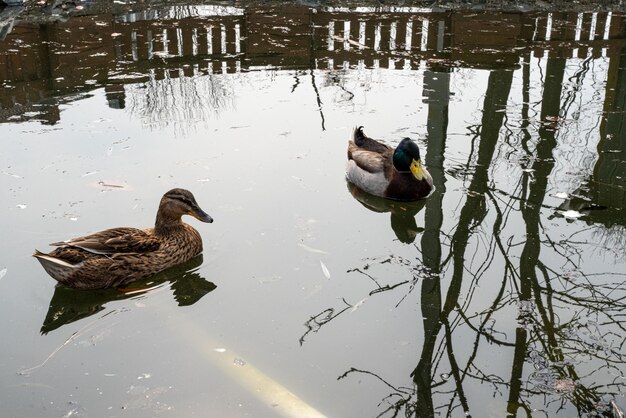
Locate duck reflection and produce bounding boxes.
[347,181,426,244]
[41,255,215,334]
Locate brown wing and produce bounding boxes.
[348,143,389,174]
[51,227,161,254]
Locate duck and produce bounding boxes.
[33,188,213,290]
[346,126,433,201]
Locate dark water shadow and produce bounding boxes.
[346,180,426,244]
[40,255,216,334]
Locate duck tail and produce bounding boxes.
[353,125,366,146]
[33,250,77,285]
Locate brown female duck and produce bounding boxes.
[346,126,433,201]
[33,188,213,290]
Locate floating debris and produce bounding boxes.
[319,260,331,279]
[561,210,583,219]
[553,378,576,393]
[233,358,246,366]
[0,268,6,281]
[16,204,27,209]
[93,118,112,124]
[611,400,625,418]
[2,171,23,179]
[552,192,569,199]
[257,276,281,284]
[350,297,367,312]
[298,243,328,254]
[213,348,226,353]
[518,299,534,310]
[123,384,171,412]
[60,401,86,418]
[94,181,128,190]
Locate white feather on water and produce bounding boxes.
[298,243,328,254]
[319,261,331,279]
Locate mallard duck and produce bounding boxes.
[33,188,213,290]
[346,126,433,201]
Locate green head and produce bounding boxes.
[393,138,427,180]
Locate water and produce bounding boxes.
[1,3,625,417]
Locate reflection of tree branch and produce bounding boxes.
[369,281,410,296]
[455,308,514,347]
[443,320,470,417]
[340,368,415,418]
[339,367,408,393]
[299,299,351,346]
[309,68,325,131]
[347,265,385,288]
[291,70,301,93]
[301,254,430,345]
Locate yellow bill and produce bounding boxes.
[410,159,426,180]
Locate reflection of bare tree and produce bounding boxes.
[305,56,626,417]
[126,69,235,135]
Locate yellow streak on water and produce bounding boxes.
[166,303,327,418]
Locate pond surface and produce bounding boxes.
[1,3,626,417]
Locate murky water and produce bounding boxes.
[1,3,625,417]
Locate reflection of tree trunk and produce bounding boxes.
[446,69,513,316]
[443,69,513,417]
[413,68,513,417]
[521,52,532,155]
[596,28,626,214]
[414,69,449,418]
[506,57,565,417]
